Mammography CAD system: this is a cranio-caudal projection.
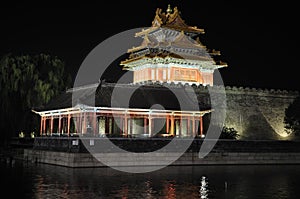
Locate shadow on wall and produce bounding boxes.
[243,113,281,140]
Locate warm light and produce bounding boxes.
[279,132,290,138]
[199,176,208,199]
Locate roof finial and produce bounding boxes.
[166,4,172,14]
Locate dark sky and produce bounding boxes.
[1,0,299,91]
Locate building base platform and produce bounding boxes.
[23,149,300,168]
[17,138,300,167]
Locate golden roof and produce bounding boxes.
[121,5,227,70]
[136,5,205,36]
[128,31,207,54]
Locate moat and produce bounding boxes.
[2,160,300,199]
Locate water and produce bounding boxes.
[1,160,300,198]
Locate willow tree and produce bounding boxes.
[0,54,71,142]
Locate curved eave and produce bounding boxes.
[135,25,205,38]
[33,107,212,117]
[209,49,221,56]
[163,25,205,34]
[135,27,160,37]
[215,62,228,69]
[32,105,83,117]
[128,46,146,53]
[121,56,221,70]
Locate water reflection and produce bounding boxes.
[162,180,176,199]
[199,176,208,199]
[2,162,300,199]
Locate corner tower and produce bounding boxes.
[121,5,227,86]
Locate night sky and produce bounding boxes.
[1,0,299,91]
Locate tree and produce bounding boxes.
[0,53,71,143]
[285,96,300,136]
[220,126,239,140]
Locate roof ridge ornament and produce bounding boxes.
[166,4,172,14]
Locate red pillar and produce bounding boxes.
[187,117,190,137]
[50,116,53,136]
[111,116,115,135]
[67,114,71,136]
[89,112,97,135]
[124,115,128,136]
[192,117,196,137]
[43,118,46,136]
[40,117,43,136]
[129,117,133,136]
[119,116,123,135]
[166,116,169,133]
[58,116,61,134]
[170,115,174,136]
[93,112,97,136]
[83,112,86,135]
[78,114,80,134]
[179,117,182,137]
[76,113,81,134]
[200,116,203,137]
[144,117,147,134]
[148,117,152,137]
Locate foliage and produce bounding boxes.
[19,131,25,138]
[284,96,300,136]
[0,53,71,142]
[220,126,239,140]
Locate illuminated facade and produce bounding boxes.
[33,83,211,138]
[32,5,223,138]
[29,5,300,141]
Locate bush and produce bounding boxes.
[285,96,300,136]
[220,126,239,140]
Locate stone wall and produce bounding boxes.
[126,83,299,140]
[23,138,300,167]
[206,86,299,140]
[71,82,300,140]
[23,149,300,167]
[24,145,300,168]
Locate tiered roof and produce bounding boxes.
[121,5,227,70]
[33,82,212,112]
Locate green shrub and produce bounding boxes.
[220,126,239,140]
